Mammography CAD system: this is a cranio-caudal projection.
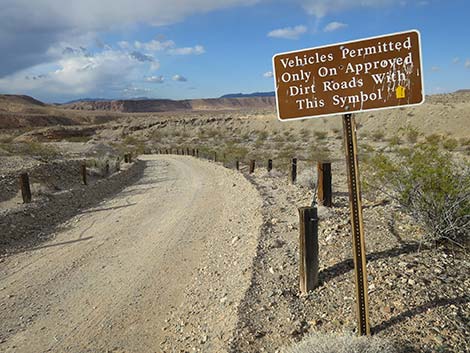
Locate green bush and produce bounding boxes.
[388,135,402,146]
[425,133,442,146]
[442,137,458,151]
[0,142,59,159]
[364,143,470,246]
[371,130,385,141]
[399,124,421,143]
[314,130,328,140]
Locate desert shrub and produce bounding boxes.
[300,128,310,138]
[256,130,269,140]
[459,137,470,147]
[282,332,402,353]
[206,128,219,138]
[442,137,458,151]
[273,134,284,143]
[64,136,92,143]
[364,143,470,246]
[314,130,328,140]
[88,157,120,177]
[308,143,331,163]
[399,124,421,143]
[297,168,316,189]
[424,133,442,146]
[371,130,385,141]
[359,143,375,156]
[0,142,59,159]
[388,135,402,146]
[122,135,146,154]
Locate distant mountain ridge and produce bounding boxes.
[220,91,275,98]
[62,96,276,112]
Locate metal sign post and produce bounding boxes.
[342,113,370,335]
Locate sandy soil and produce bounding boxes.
[0,155,262,352]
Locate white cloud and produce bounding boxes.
[0,0,256,76]
[452,57,460,64]
[145,75,164,83]
[299,0,393,18]
[134,39,175,51]
[168,45,205,55]
[268,25,307,40]
[323,21,347,32]
[465,59,470,69]
[172,74,188,82]
[263,71,273,78]
[118,41,131,50]
[0,46,160,100]
[122,85,153,98]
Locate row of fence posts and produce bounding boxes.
[18,152,135,204]
[161,147,331,295]
[159,146,331,203]
[19,147,328,296]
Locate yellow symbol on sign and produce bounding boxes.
[396,85,406,99]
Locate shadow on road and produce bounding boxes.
[28,236,94,251]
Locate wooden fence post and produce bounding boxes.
[19,173,32,204]
[105,161,110,175]
[291,158,297,184]
[249,160,255,174]
[317,162,332,207]
[299,206,319,295]
[81,163,87,185]
[196,149,199,157]
[235,160,239,171]
[267,159,273,172]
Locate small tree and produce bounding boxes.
[364,143,470,247]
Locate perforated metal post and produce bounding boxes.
[342,113,370,336]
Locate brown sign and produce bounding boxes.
[272,30,424,120]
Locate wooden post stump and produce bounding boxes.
[317,162,332,207]
[81,163,87,185]
[235,160,239,171]
[249,160,255,174]
[299,206,319,295]
[267,159,273,172]
[291,158,297,184]
[19,173,32,204]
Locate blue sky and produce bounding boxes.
[0,0,468,102]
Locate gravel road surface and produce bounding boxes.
[0,155,262,352]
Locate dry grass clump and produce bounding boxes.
[0,141,59,159]
[297,168,316,189]
[313,130,328,140]
[371,130,385,142]
[282,332,403,353]
[88,157,121,177]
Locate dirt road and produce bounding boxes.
[0,155,262,352]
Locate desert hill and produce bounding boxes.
[62,97,276,112]
[0,94,46,113]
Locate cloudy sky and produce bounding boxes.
[0,0,468,102]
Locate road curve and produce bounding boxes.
[0,155,263,352]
